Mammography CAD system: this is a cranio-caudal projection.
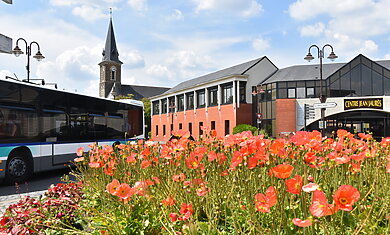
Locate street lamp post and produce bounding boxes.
[12,38,45,82]
[304,44,338,136]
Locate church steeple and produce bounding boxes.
[102,10,122,64]
[99,9,122,98]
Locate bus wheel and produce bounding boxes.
[5,151,33,185]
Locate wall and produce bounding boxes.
[151,104,238,141]
[275,99,296,136]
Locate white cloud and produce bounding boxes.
[193,0,263,17]
[127,0,148,13]
[300,22,325,37]
[289,0,390,59]
[72,5,106,22]
[146,64,172,79]
[167,9,183,21]
[168,50,214,69]
[49,0,119,22]
[288,0,372,21]
[121,51,145,68]
[252,37,270,52]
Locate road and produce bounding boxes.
[0,168,74,196]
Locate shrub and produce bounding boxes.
[233,124,258,135]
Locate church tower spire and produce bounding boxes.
[99,8,123,98]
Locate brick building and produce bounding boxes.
[150,57,278,141]
[152,54,390,140]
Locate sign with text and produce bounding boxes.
[344,98,383,110]
[313,102,337,109]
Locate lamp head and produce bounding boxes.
[304,52,314,62]
[327,51,338,61]
[12,45,23,57]
[33,51,45,61]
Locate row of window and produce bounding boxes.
[155,120,230,137]
[153,82,246,115]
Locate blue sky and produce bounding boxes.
[1,0,390,96]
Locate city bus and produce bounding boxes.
[0,77,144,184]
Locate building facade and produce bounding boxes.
[151,54,390,141]
[150,57,278,141]
[255,54,390,139]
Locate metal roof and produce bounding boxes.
[260,63,345,84]
[120,85,170,100]
[101,18,122,64]
[260,56,390,85]
[160,57,266,96]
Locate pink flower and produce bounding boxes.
[76,147,84,157]
[292,218,312,227]
[302,183,319,192]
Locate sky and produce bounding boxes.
[1,0,390,97]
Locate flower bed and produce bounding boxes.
[1,129,389,234]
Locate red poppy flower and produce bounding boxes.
[180,203,193,216]
[162,196,176,206]
[333,185,360,211]
[310,190,337,217]
[185,152,202,169]
[76,147,84,157]
[208,151,217,162]
[141,160,152,169]
[169,213,178,222]
[230,151,243,169]
[386,161,390,173]
[270,164,294,179]
[254,186,277,213]
[292,218,312,227]
[285,174,303,194]
[115,183,134,200]
[106,179,120,196]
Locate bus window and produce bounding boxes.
[107,114,124,139]
[0,106,38,142]
[42,109,67,141]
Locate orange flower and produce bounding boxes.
[185,152,202,169]
[292,218,312,227]
[115,183,134,200]
[386,161,390,173]
[333,185,360,211]
[254,186,277,213]
[106,179,120,195]
[74,157,84,162]
[270,164,294,179]
[76,147,84,157]
[172,173,186,182]
[141,160,152,169]
[179,203,193,220]
[285,175,303,194]
[162,196,176,206]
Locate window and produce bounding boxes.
[296,87,305,98]
[288,88,296,98]
[171,124,173,134]
[306,88,315,98]
[225,120,230,135]
[161,99,167,114]
[199,122,203,136]
[211,121,216,130]
[152,101,160,115]
[208,87,218,106]
[168,97,175,113]
[187,93,194,109]
[189,122,192,135]
[163,125,166,136]
[222,84,233,104]
[197,90,205,108]
[177,95,184,111]
[179,123,182,129]
[110,66,116,80]
[156,125,159,136]
[239,83,246,102]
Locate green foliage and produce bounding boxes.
[233,124,258,135]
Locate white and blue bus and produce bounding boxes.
[0,77,144,184]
